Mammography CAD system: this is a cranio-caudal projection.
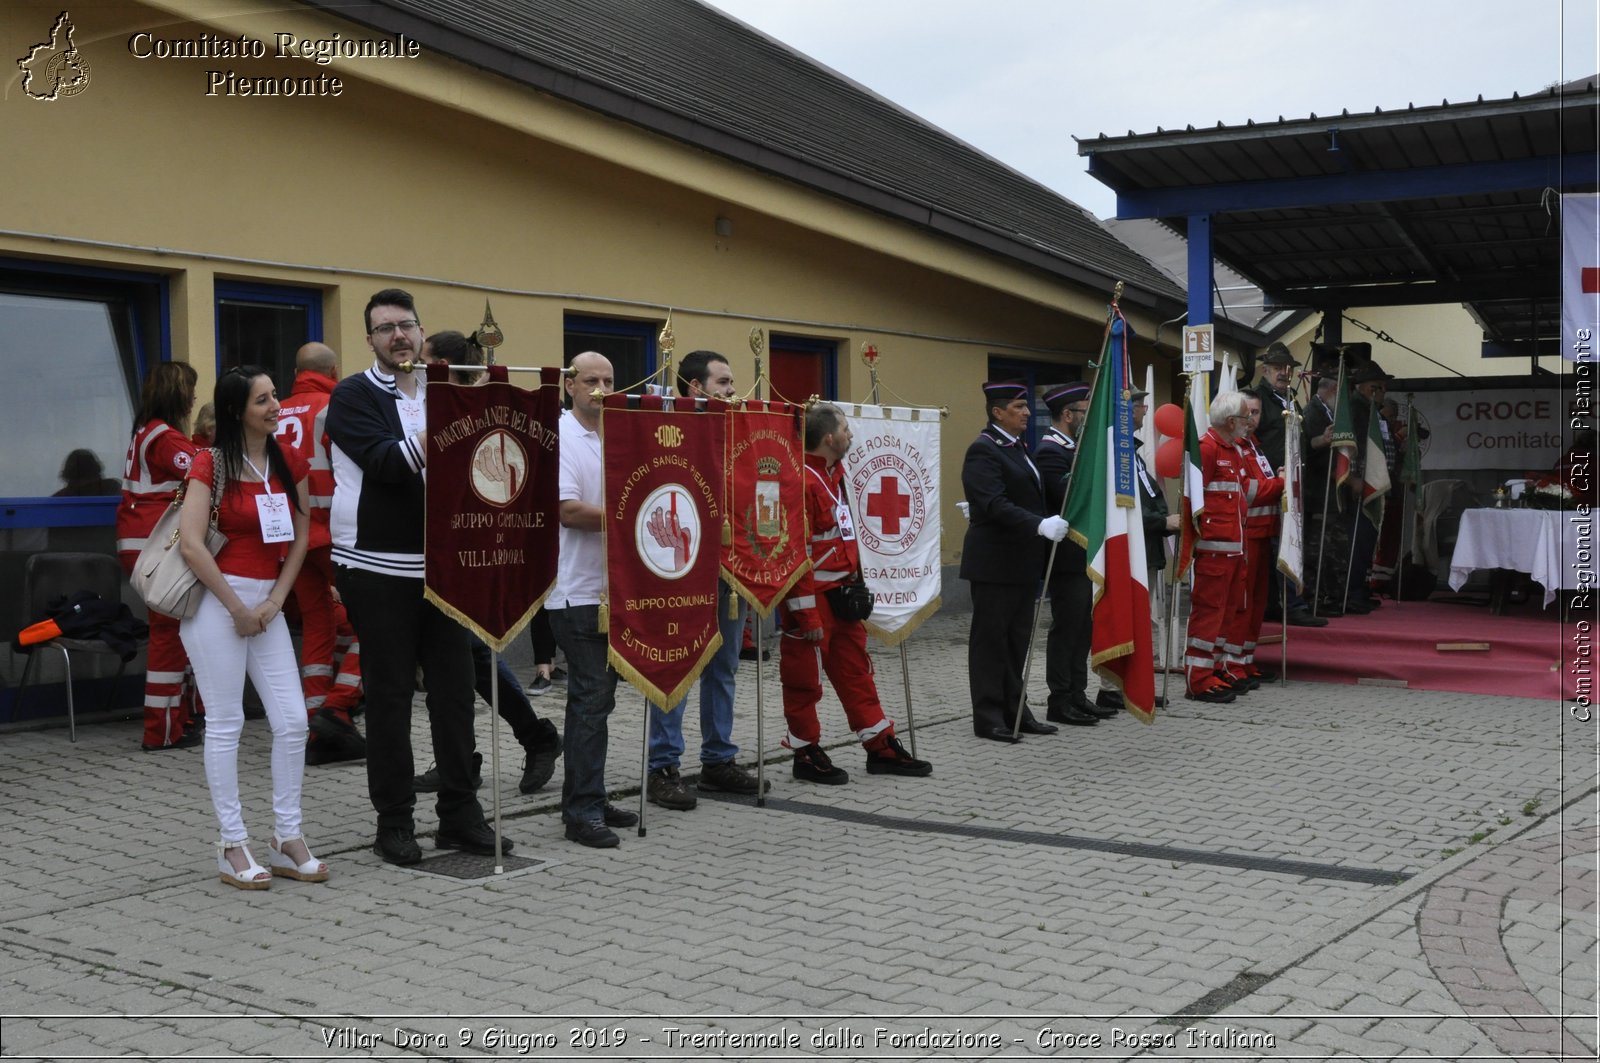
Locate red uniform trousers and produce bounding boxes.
[120,552,201,747]
[1185,550,1246,691]
[779,594,893,748]
[1227,537,1273,675]
[290,546,362,719]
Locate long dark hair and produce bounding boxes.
[132,362,197,434]
[212,366,301,512]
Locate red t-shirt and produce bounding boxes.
[187,449,308,579]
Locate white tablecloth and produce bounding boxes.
[1447,508,1585,607]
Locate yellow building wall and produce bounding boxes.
[2,0,1157,566]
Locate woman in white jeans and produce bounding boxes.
[179,365,326,889]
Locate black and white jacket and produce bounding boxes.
[326,366,428,577]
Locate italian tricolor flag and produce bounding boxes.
[1063,309,1156,722]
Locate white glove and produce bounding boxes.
[1037,515,1069,542]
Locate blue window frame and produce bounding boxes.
[0,259,167,524]
[563,313,658,395]
[214,281,322,395]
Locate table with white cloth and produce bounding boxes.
[1447,508,1585,611]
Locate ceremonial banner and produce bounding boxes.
[1063,311,1155,722]
[1277,407,1305,592]
[1360,393,1392,528]
[1330,358,1356,502]
[1562,193,1599,362]
[423,364,561,652]
[602,394,728,709]
[1176,387,1205,579]
[723,401,809,617]
[840,403,942,645]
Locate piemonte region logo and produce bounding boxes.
[18,12,91,101]
[469,429,529,507]
[637,484,700,580]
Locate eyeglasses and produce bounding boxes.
[370,320,421,337]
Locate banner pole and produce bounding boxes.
[1162,562,1180,707]
[637,697,649,837]
[1013,540,1060,739]
[755,617,767,808]
[863,342,918,753]
[490,648,504,872]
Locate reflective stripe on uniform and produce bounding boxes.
[1205,481,1240,492]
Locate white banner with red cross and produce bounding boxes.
[838,403,942,645]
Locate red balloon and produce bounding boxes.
[1153,402,1185,439]
[1155,437,1184,479]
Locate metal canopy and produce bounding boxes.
[1077,80,1599,357]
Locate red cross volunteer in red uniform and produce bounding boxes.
[1184,391,1254,704]
[778,402,930,784]
[116,362,204,751]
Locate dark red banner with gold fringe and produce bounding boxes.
[602,393,728,709]
[423,363,561,652]
[723,401,809,616]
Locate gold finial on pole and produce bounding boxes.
[749,327,765,401]
[657,312,676,392]
[475,299,504,364]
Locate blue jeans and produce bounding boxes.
[547,605,617,825]
[647,584,745,771]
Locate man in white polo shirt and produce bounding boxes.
[545,351,638,848]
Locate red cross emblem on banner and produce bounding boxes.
[866,475,911,534]
[1584,267,1600,294]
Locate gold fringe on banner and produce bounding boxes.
[422,585,553,656]
[608,632,724,712]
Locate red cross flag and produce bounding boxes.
[1563,193,1600,362]
[839,403,942,645]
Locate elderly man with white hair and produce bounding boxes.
[1184,390,1253,704]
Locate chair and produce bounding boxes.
[14,552,141,742]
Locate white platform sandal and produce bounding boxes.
[217,840,272,890]
[268,835,329,882]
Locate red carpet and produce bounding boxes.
[1259,596,1582,700]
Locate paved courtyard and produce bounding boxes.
[1,607,1595,1061]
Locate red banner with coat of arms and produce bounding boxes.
[723,401,809,616]
[423,364,562,652]
[602,394,728,709]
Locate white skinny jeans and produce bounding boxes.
[180,574,308,845]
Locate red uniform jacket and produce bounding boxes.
[783,453,861,634]
[1196,427,1248,555]
[115,419,198,558]
[1236,435,1285,541]
[275,372,337,550]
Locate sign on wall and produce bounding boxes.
[1407,389,1566,471]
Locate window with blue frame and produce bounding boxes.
[563,313,658,397]
[215,281,322,395]
[0,259,164,509]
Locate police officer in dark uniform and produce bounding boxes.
[1033,382,1105,726]
[960,381,1066,743]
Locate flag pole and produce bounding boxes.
[475,300,508,872]
[1310,354,1344,617]
[749,327,768,808]
[636,314,678,836]
[1013,284,1121,737]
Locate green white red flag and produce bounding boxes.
[1330,358,1357,503]
[1176,381,1205,579]
[1360,393,1392,528]
[1061,309,1156,722]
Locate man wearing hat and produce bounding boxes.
[1301,360,1348,613]
[1034,381,1107,726]
[1251,344,1327,629]
[960,381,1068,742]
